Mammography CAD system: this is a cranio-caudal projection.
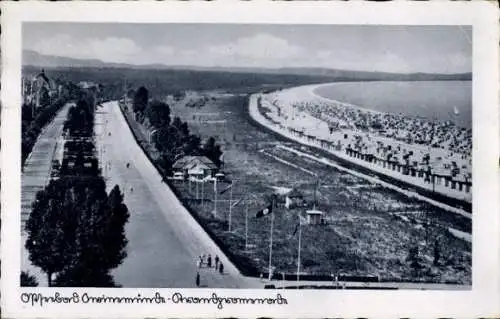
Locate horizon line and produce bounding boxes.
[22,49,473,76]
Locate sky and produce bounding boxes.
[23,23,472,74]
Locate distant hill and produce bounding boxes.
[275,67,472,81]
[23,50,108,69]
[23,50,472,81]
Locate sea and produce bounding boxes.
[313,81,472,129]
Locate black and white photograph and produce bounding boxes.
[20,22,475,290]
[2,2,499,318]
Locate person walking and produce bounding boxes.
[215,255,220,270]
[196,272,200,287]
[207,254,212,268]
[219,262,224,275]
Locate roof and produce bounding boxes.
[187,161,212,172]
[172,156,194,169]
[197,156,218,168]
[173,155,217,170]
[36,70,50,85]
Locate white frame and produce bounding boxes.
[1,2,499,318]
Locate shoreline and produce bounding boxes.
[277,81,471,126]
[248,92,472,216]
[258,82,472,204]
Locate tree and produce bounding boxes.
[145,100,170,128]
[172,117,189,138]
[22,103,34,123]
[53,264,117,287]
[25,178,130,287]
[183,134,201,156]
[21,271,39,287]
[38,86,51,107]
[133,86,148,115]
[103,185,130,270]
[25,185,69,286]
[64,97,94,137]
[203,136,223,167]
[126,89,135,99]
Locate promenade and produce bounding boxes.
[95,101,261,288]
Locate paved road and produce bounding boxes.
[95,101,469,290]
[95,101,261,288]
[21,103,72,286]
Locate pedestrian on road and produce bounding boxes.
[196,272,200,287]
[215,255,219,269]
[198,255,203,268]
[207,255,212,268]
[219,262,224,275]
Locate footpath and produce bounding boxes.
[102,101,262,288]
[21,103,72,287]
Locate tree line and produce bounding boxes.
[22,81,85,166]
[24,93,130,287]
[132,86,223,174]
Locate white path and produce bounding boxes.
[95,101,261,288]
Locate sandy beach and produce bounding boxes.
[252,83,472,204]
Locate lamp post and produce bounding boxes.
[297,213,302,285]
[228,181,236,232]
[268,197,275,281]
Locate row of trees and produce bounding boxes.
[64,95,95,137]
[132,86,223,174]
[25,179,129,286]
[25,94,130,287]
[22,81,87,165]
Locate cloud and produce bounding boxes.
[206,33,305,66]
[154,45,175,55]
[25,31,471,73]
[372,51,412,73]
[140,33,307,68]
[27,34,142,63]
